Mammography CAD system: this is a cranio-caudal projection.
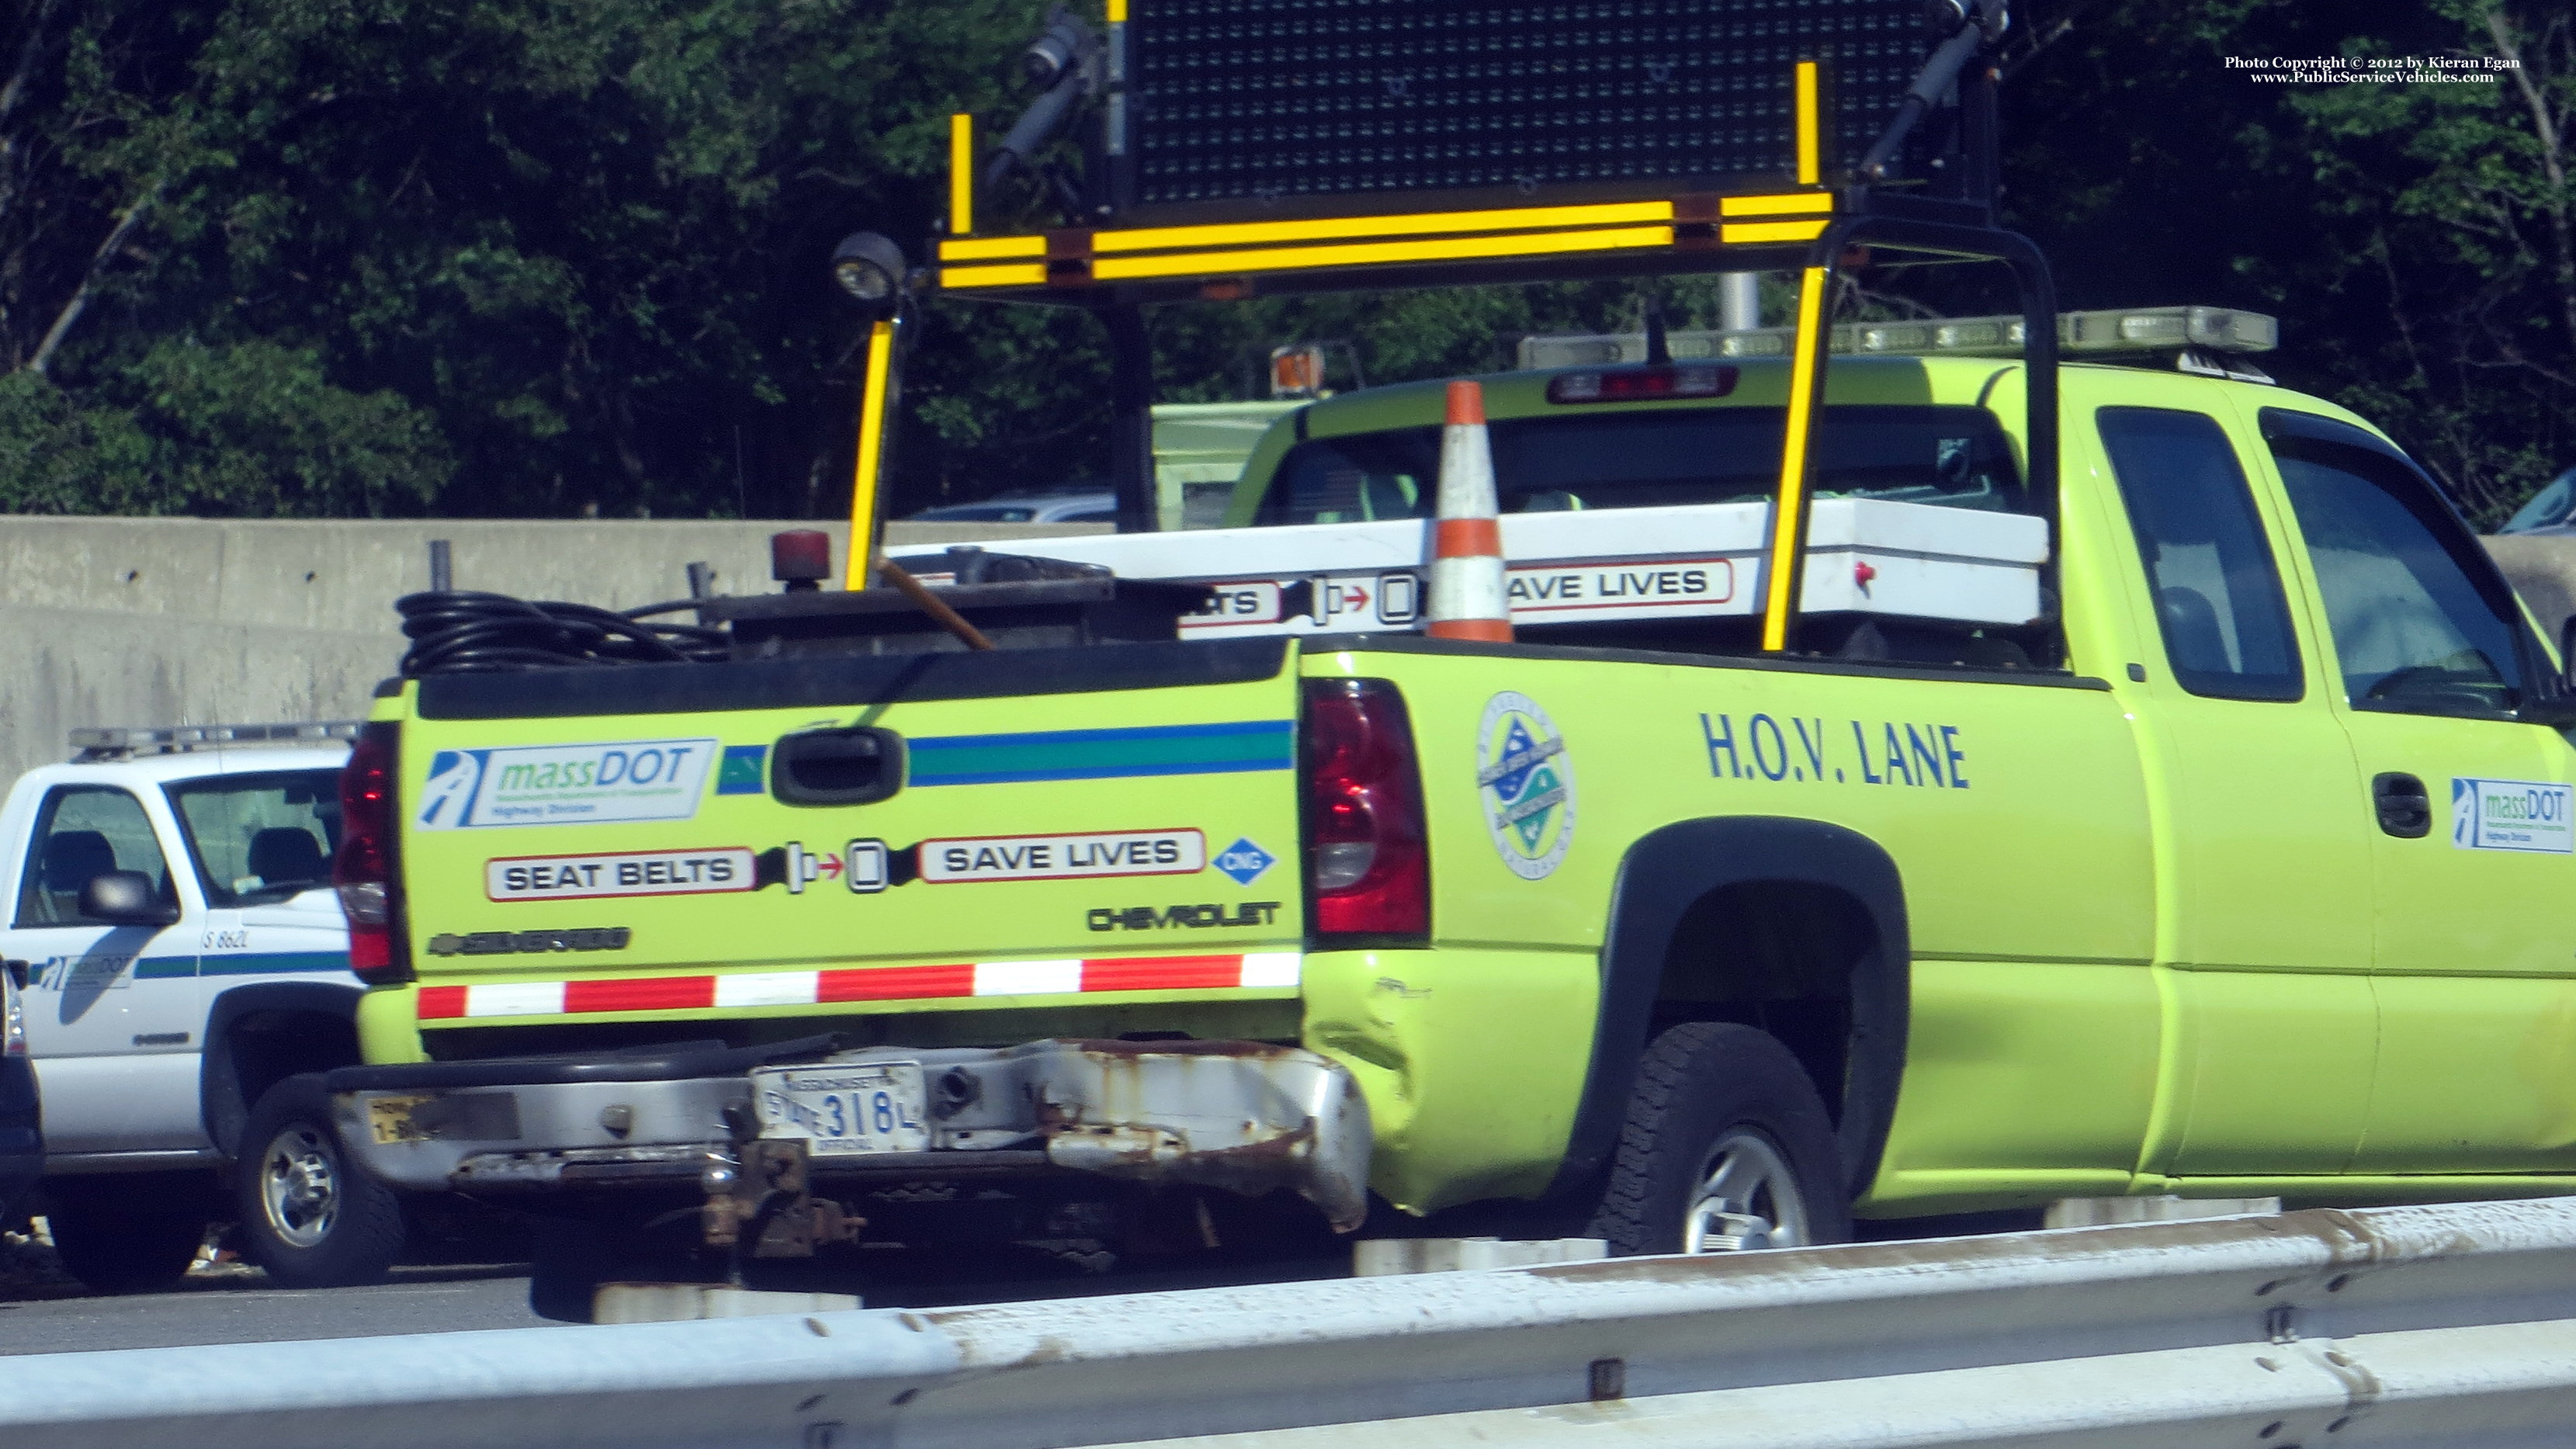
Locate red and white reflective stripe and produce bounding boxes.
[415,952,1302,1021]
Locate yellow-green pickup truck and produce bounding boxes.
[326,338,2576,1309]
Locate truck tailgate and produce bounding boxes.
[392,640,1305,1021]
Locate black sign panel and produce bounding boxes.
[1122,0,1935,218]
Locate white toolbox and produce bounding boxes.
[893,497,2047,639]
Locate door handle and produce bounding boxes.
[2373,771,2431,837]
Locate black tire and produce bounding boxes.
[526,1217,616,1322]
[1588,1021,1851,1256]
[46,1172,212,1294]
[232,1075,406,1288]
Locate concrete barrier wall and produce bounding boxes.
[0,515,2568,789]
[0,516,1108,785]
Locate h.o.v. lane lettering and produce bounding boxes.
[1697,712,1971,789]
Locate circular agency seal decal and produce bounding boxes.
[1475,692,1576,879]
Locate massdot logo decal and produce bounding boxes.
[1475,691,1574,879]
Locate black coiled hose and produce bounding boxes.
[395,591,731,675]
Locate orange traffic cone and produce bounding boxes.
[1427,380,1513,642]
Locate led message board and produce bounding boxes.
[1120,0,1936,218]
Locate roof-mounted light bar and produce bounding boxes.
[1518,306,2280,370]
[71,721,363,759]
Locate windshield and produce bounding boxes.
[165,770,344,907]
[1251,404,2026,525]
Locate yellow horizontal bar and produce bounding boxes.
[1721,219,1831,244]
[940,235,1047,262]
[1092,225,1677,282]
[1720,192,1835,218]
[940,193,1824,266]
[941,262,1049,289]
[1090,200,1676,254]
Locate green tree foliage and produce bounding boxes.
[1996,0,2572,523]
[1,0,1057,518]
[0,0,2567,522]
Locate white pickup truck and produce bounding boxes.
[4,723,404,1291]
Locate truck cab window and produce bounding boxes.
[165,771,346,907]
[1257,405,2025,525]
[2266,416,2531,719]
[15,788,172,927]
[2096,407,2304,702]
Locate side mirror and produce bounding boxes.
[78,871,176,927]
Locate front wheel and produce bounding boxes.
[233,1075,406,1288]
[1589,1021,1850,1256]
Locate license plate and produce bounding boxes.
[366,1095,436,1146]
[751,1063,931,1155]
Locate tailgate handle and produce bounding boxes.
[773,728,905,806]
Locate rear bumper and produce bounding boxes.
[328,1037,1371,1231]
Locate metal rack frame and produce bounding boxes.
[860,41,2052,655]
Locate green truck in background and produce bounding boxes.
[314,0,2576,1319]
[326,335,2576,1314]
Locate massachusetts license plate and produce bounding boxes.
[751,1063,931,1155]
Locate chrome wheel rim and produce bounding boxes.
[1681,1128,1808,1253]
[258,1122,341,1250]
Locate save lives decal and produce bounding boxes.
[415,738,718,829]
[487,848,756,901]
[2451,778,2574,854]
[919,829,1205,884]
[1476,692,1575,879]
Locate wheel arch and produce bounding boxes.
[202,983,365,1161]
[1545,816,1909,1203]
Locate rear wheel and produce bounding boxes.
[46,1173,211,1294]
[1589,1021,1850,1256]
[233,1075,406,1288]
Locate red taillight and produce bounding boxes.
[335,722,411,986]
[1302,678,1429,942]
[1546,364,1738,404]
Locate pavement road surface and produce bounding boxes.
[0,1239,1355,1357]
[0,1265,549,1355]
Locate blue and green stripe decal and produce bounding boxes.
[133,952,351,980]
[908,720,1295,787]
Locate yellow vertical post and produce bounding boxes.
[1758,58,1832,653]
[948,113,976,237]
[843,317,898,591]
[1760,266,1831,652]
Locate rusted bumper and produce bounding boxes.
[331,1038,1373,1232]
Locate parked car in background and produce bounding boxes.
[2499,468,2576,535]
[906,490,1118,525]
[7,722,405,1291]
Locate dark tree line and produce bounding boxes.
[0,0,2565,524]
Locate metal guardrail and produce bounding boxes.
[8,1198,2576,1448]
